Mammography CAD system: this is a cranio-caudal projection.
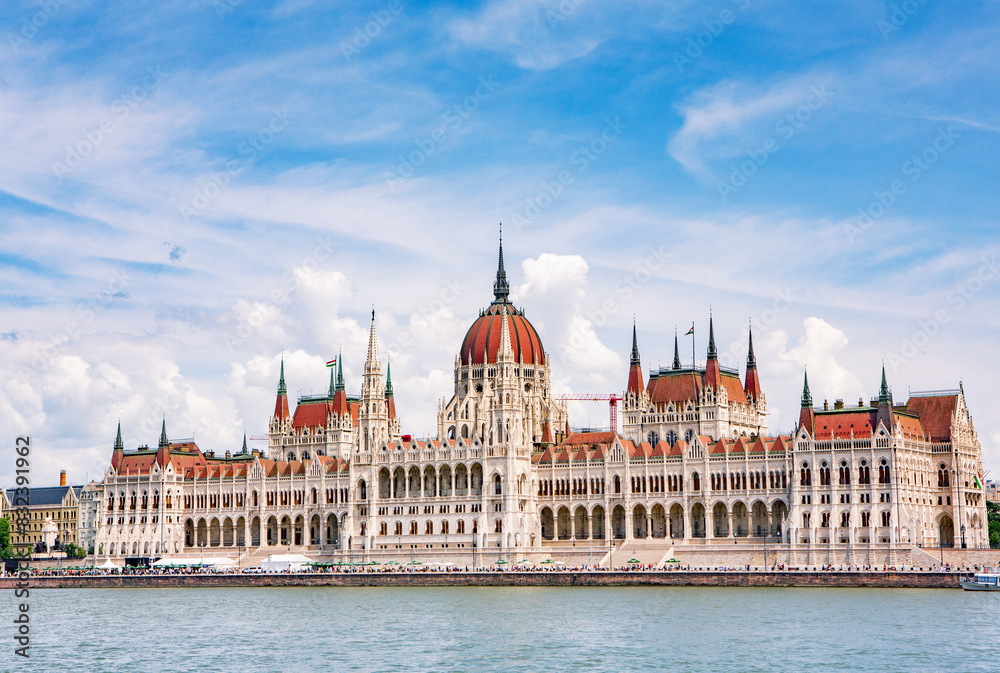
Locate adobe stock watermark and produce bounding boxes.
[179,107,293,222]
[222,234,337,353]
[18,269,130,379]
[886,253,999,371]
[51,65,169,180]
[213,0,246,20]
[877,0,928,40]
[6,0,72,54]
[340,0,403,61]
[717,289,796,370]
[383,76,502,191]
[511,116,627,232]
[383,278,467,362]
[715,84,832,200]
[673,0,752,73]
[843,126,959,243]
[545,0,588,26]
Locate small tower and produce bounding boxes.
[626,322,644,401]
[705,313,721,390]
[798,370,815,434]
[744,325,762,400]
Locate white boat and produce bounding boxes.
[959,569,1000,591]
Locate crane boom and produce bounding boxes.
[555,394,622,434]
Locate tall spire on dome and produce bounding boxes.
[493,223,510,302]
[672,329,681,370]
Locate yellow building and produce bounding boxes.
[2,472,82,553]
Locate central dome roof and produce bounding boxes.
[460,300,544,365]
[458,233,544,366]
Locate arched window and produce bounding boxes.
[614,475,621,494]
[647,431,659,446]
[666,430,678,447]
[692,472,700,492]
[684,429,694,442]
[494,474,502,496]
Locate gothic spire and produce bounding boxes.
[672,329,681,370]
[158,417,168,449]
[277,358,286,395]
[385,360,394,397]
[630,321,640,367]
[707,311,717,360]
[114,421,123,451]
[365,309,380,372]
[801,370,812,408]
[336,348,345,391]
[747,324,757,369]
[328,359,337,397]
[241,433,248,454]
[879,364,892,406]
[493,223,510,302]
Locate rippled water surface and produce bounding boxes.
[12,586,1000,672]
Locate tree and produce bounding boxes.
[0,517,14,559]
[987,501,1000,549]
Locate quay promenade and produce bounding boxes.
[0,568,968,589]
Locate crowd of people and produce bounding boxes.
[1,561,991,576]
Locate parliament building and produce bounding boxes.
[92,240,990,567]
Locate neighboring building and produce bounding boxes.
[1,472,83,552]
[90,239,992,565]
[985,479,998,503]
[77,481,103,553]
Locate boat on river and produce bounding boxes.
[959,569,1000,591]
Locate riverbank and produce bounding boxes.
[0,570,966,589]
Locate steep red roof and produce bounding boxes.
[905,395,957,442]
[813,410,877,439]
[274,391,289,421]
[648,372,702,406]
[292,399,333,429]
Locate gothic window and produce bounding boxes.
[647,431,659,446]
[684,429,694,443]
[666,431,678,447]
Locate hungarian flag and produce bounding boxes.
[684,324,694,336]
[326,359,337,367]
[974,473,983,489]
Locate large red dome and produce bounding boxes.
[460,301,545,365]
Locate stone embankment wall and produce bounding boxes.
[0,571,964,590]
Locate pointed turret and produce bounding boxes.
[336,349,345,391]
[744,325,762,398]
[241,433,248,454]
[798,369,815,435]
[493,224,510,302]
[112,422,124,471]
[705,313,721,389]
[158,417,169,450]
[365,309,381,375]
[878,365,892,406]
[332,351,350,416]
[626,322,644,399]
[876,364,894,431]
[273,359,290,421]
[384,361,396,420]
[672,329,681,370]
[328,360,337,397]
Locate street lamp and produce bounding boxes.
[961,524,966,549]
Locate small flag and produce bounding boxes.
[326,359,337,367]
[974,474,983,490]
[684,324,694,336]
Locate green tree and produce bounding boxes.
[0,517,14,559]
[987,501,1000,548]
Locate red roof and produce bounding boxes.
[812,410,877,439]
[905,395,957,441]
[459,301,544,365]
[646,369,748,406]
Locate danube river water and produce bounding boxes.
[13,586,999,672]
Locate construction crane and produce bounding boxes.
[556,394,622,434]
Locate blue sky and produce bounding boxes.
[1,0,999,486]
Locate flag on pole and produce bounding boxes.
[684,324,694,336]
[326,359,337,367]
[974,473,983,490]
